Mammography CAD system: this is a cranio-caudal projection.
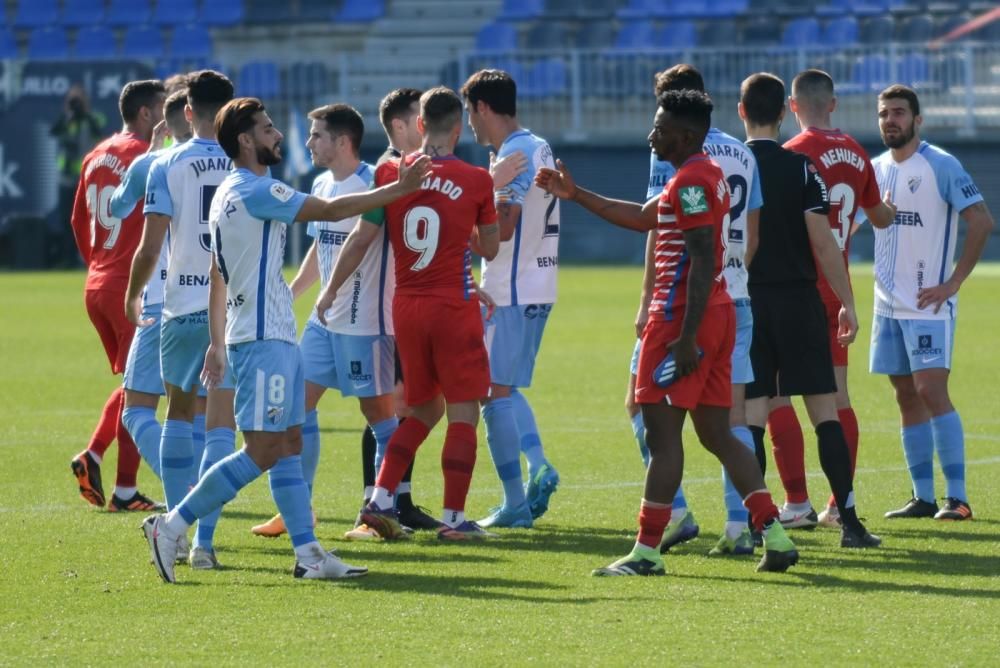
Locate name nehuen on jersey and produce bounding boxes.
[191,157,233,178]
[894,211,924,227]
[819,147,865,172]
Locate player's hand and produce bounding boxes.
[314,289,335,326]
[474,282,496,320]
[397,152,432,193]
[125,294,154,327]
[917,278,959,314]
[837,304,859,346]
[882,189,897,218]
[149,120,169,152]
[534,159,577,200]
[634,302,650,339]
[200,343,227,391]
[490,150,527,190]
[667,335,700,379]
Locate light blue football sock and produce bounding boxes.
[483,397,526,508]
[160,419,194,510]
[371,416,399,476]
[122,406,162,479]
[194,427,235,551]
[511,389,548,479]
[901,421,935,503]
[931,411,966,502]
[630,411,650,468]
[672,485,688,514]
[190,413,206,488]
[176,449,261,526]
[724,426,756,523]
[300,409,320,493]
[269,455,315,548]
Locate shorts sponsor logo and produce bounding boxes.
[679,186,708,215]
[913,333,943,357]
[267,405,284,425]
[524,304,552,320]
[348,360,372,382]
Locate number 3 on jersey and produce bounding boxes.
[403,205,440,271]
[828,183,855,251]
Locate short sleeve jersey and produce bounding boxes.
[869,141,983,320]
[306,163,394,335]
[71,132,149,293]
[144,138,233,320]
[650,153,731,322]
[481,130,560,307]
[363,155,497,301]
[784,127,880,303]
[208,169,307,345]
[746,140,830,286]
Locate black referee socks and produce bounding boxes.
[749,425,767,476]
[815,420,863,531]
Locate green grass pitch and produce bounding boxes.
[1,265,998,665]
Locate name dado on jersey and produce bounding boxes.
[421,175,463,200]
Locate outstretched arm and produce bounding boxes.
[536,160,658,232]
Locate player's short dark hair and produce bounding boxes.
[878,84,920,116]
[163,90,188,119]
[308,103,364,154]
[654,64,705,96]
[119,79,165,123]
[215,97,265,160]
[163,73,190,95]
[657,89,713,139]
[460,69,516,117]
[187,70,235,122]
[791,69,834,103]
[379,88,423,133]
[740,72,786,127]
[420,86,463,135]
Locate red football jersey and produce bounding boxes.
[650,153,731,322]
[784,127,880,303]
[371,155,497,300]
[70,132,149,292]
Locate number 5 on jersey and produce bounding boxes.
[404,206,440,271]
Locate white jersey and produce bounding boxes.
[144,138,233,320]
[648,128,762,301]
[209,169,307,345]
[481,129,560,306]
[869,141,983,320]
[307,163,394,335]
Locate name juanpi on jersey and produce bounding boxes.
[191,156,232,178]
[818,147,866,172]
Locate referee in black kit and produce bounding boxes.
[738,73,881,549]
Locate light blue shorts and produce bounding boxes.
[160,310,232,393]
[630,299,754,384]
[870,315,955,376]
[299,322,395,397]
[483,303,552,388]
[228,339,306,432]
[123,303,165,396]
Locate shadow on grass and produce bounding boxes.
[474,525,638,558]
[232,543,506,565]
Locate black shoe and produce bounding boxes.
[841,524,882,548]
[71,450,105,507]
[934,497,973,521]
[750,530,763,548]
[397,498,441,530]
[353,497,371,529]
[756,548,800,573]
[884,497,938,519]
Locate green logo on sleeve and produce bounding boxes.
[679,185,708,215]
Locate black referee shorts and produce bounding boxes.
[746,283,836,399]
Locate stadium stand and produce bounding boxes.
[121,24,164,59]
[824,16,861,46]
[27,26,70,60]
[0,26,17,58]
[335,0,386,22]
[200,0,245,27]
[499,0,545,21]
[75,25,118,59]
[61,0,105,27]
[105,0,151,27]
[240,61,281,98]
[170,24,214,60]
[660,20,698,48]
[781,17,822,48]
[152,0,198,26]
[13,0,60,29]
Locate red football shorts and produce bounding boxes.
[393,296,490,406]
[824,299,849,367]
[85,288,135,374]
[635,302,735,409]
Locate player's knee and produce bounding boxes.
[913,379,951,414]
[489,383,512,399]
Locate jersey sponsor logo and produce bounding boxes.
[893,211,924,227]
[818,147,866,172]
[908,175,922,193]
[178,273,210,286]
[536,255,558,268]
[916,260,926,290]
[190,157,232,178]
[420,175,463,200]
[960,182,980,199]
[348,360,372,382]
[349,275,362,324]
[679,186,708,215]
[270,182,294,202]
[725,257,743,269]
[226,294,245,309]
[318,230,349,245]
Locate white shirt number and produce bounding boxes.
[86,184,122,250]
[828,182,855,251]
[403,206,440,272]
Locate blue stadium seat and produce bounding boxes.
[520,58,568,98]
[896,52,930,86]
[153,0,198,26]
[475,22,519,51]
[334,0,385,22]
[240,61,280,98]
[708,0,749,16]
[660,21,698,48]
[286,61,329,98]
[575,20,616,48]
[0,27,18,59]
[742,17,777,45]
[27,27,69,60]
[699,19,737,47]
[122,25,165,59]
[62,0,106,27]
[860,15,894,43]
[663,1,710,19]
[899,14,934,42]
[75,26,118,59]
[200,0,245,26]
[824,16,859,46]
[614,20,658,49]
[526,22,570,49]
[575,0,615,19]
[781,17,821,48]
[617,0,662,20]
[245,0,291,23]
[846,0,890,16]
[544,0,577,19]
[852,54,891,91]
[107,0,152,27]
[170,24,213,59]
[14,0,59,28]
[498,0,544,20]
[815,0,847,17]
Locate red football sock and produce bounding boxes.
[744,490,780,532]
[87,387,123,457]
[636,500,671,549]
[441,422,477,512]
[829,407,860,508]
[114,393,140,488]
[768,405,809,504]
[374,417,430,493]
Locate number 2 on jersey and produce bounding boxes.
[403,206,440,271]
[86,184,122,250]
[828,183,855,251]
